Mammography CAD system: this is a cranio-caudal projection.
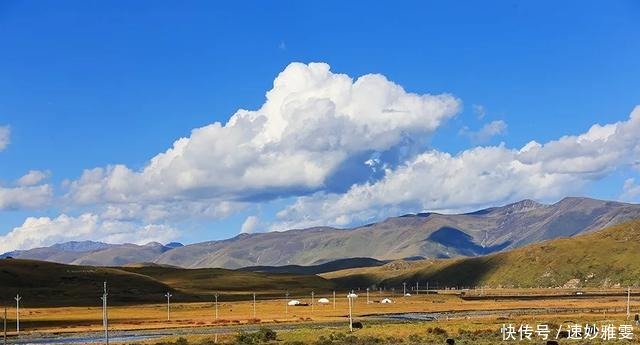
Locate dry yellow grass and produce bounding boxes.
[5,288,639,337]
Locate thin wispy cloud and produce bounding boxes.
[459,120,508,144]
[0,125,10,151]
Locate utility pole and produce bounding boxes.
[101,281,109,345]
[3,306,7,345]
[347,292,356,332]
[14,294,21,335]
[333,291,336,310]
[252,293,256,318]
[627,287,631,320]
[311,291,314,313]
[366,288,370,304]
[285,291,289,315]
[214,293,219,320]
[165,292,172,321]
[416,282,419,296]
[403,282,407,296]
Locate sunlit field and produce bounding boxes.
[4,288,638,340]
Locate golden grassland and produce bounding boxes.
[4,288,639,337]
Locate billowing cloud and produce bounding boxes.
[65,62,460,211]
[0,184,53,210]
[17,170,49,187]
[240,215,260,234]
[0,213,178,253]
[274,106,640,230]
[0,125,9,151]
[460,120,507,144]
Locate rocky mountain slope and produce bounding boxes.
[154,197,640,268]
[3,197,639,269]
[322,219,640,289]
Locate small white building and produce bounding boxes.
[287,300,301,306]
[317,298,330,304]
[381,298,393,304]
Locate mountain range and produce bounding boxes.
[4,219,640,307]
[322,219,640,289]
[2,197,640,268]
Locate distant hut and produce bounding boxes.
[380,298,393,304]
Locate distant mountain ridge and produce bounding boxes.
[2,197,640,269]
[1,241,183,266]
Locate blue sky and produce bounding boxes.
[1,1,639,250]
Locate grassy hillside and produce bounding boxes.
[0,259,174,307]
[239,257,385,275]
[324,219,640,289]
[120,265,335,295]
[0,260,335,307]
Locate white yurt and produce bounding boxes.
[317,298,330,304]
[404,293,412,297]
[381,298,393,304]
[287,300,301,306]
[347,293,358,298]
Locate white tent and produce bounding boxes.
[317,298,330,304]
[381,298,393,304]
[404,293,412,297]
[347,293,358,298]
[287,300,301,306]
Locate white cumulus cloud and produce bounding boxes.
[17,170,49,187]
[274,106,640,230]
[0,184,53,210]
[0,213,178,253]
[65,62,460,211]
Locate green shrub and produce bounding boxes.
[257,327,277,342]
